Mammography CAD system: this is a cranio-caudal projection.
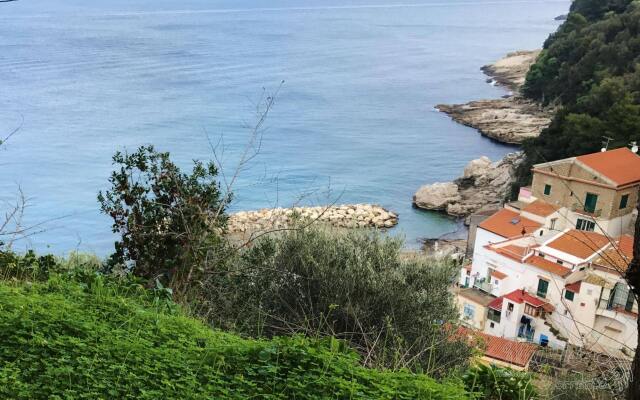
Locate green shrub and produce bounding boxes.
[198,225,472,375]
[462,364,537,400]
[98,145,230,297]
[0,276,469,399]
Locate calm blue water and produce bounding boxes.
[0,0,569,255]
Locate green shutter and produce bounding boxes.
[584,193,598,213]
[620,194,629,209]
[537,279,549,298]
[544,184,552,195]
[564,290,574,301]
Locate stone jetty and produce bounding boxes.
[228,204,398,234]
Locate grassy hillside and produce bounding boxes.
[0,274,469,399]
[516,0,640,185]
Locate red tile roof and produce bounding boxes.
[565,281,582,293]
[504,289,555,312]
[576,148,640,187]
[522,200,559,217]
[491,270,508,280]
[488,297,503,311]
[525,255,572,277]
[546,230,611,260]
[479,208,542,239]
[456,327,538,368]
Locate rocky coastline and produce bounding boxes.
[228,204,398,235]
[436,50,551,145]
[413,152,524,222]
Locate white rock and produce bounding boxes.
[413,182,461,210]
[463,156,492,179]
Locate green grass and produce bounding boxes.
[0,274,469,399]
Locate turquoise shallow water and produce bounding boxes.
[0,0,569,255]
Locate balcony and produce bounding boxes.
[473,278,493,294]
[571,203,602,218]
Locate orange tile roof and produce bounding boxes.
[522,200,558,217]
[618,234,634,257]
[576,148,640,187]
[492,245,530,261]
[592,234,634,273]
[479,208,542,238]
[456,327,538,367]
[546,230,611,260]
[491,270,508,280]
[525,255,572,277]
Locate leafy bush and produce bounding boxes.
[98,146,230,295]
[0,276,470,399]
[463,364,537,400]
[199,225,472,375]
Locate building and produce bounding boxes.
[458,148,639,359]
[526,147,640,237]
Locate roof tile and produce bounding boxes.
[546,230,611,260]
[522,200,559,217]
[479,209,542,239]
[576,148,640,187]
[525,255,572,277]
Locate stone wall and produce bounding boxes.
[228,204,398,234]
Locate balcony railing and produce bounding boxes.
[473,279,493,294]
[571,203,602,218]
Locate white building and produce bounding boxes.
[457,148,639,358]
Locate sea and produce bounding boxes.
[0,0,570,255]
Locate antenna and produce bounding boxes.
[631,141,638,154]
[601,136,614,152]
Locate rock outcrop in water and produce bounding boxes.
[228,204,398,235]
[436,50,551,144]
[413,152,524,221]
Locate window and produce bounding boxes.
[507,302,514,312]
[537,279,549,298]
[549,218,557,231]
[564,290,575,301]
[620,194,629,210]
[557,260,564,265]
[487,309,501,323]
[576,218,595,232]
[490,322,495,328]
[544,184,552,196]
[463,303,475,320]
[524,304,541,317]
[584,193,599,213]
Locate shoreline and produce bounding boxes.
[436,50,551,145]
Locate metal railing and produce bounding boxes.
[473,279,493,293]
[571,203,602,218]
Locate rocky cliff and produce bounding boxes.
[436,50,551,144]
[413,152,524,221]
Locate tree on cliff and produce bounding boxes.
[515,0,640,187]
[98,146,229,297]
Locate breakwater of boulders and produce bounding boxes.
[228,204,398,234]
